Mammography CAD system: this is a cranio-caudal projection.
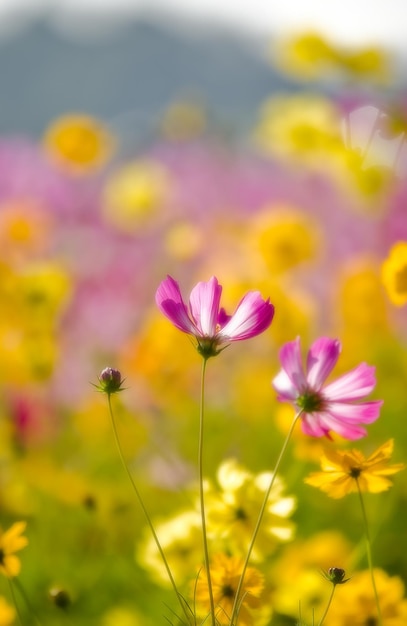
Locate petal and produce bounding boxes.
[323,363,378,402]
[358,473,395,493]
[277,337,307,392]
[305,473,356,498]
[315,413,368,440]
[272,369,299,402]
[306,337,341,389]
[326,400,383,424]
[300,413,331,437]
[3,554,21,577]
[155,275,197,334]
[189,276,222,336]
[2,522,28,553]
[218,291,274,341]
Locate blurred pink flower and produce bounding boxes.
[156,275,274,358]
[272,336,382,440]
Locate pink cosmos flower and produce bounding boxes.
[155,275,274,358]
[272,337,383,440]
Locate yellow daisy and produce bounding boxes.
[194,553,265,626]
[305,439,405,499]
[0,521,28,578]
[43,113,114,173]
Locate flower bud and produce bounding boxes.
[49,587,71,609]
[323,567,350,585]
[96,367,125,395]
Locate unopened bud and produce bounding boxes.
[49,587,71,609]
[95,367,125,395]
[323,567,350,585]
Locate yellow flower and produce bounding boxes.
[43,114,114,173]
[381,241,407,306]
[271,31,389,84]
[205,459,295,561]
[137,511,203,586]
[253,94,342,165]
[102,160,170,232]
[339,261,388,334]
[341,46,390,82]
[270,530,353,619]
[0,521,28,577]
[272,31,337,80]
[326,568,407,626]
[194,553,266,626]
[0,596,15,626]
[305,440,405,499]
[249,206,320,274]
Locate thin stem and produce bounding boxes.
[355,478,383,626]
[107,394,190,624]
[12,578,43,626]
[230,410,302,625]
[317,584,336,626]
[7,578,23,626]
[198,358,216,626]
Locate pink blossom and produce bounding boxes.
[272,337,383,440]
[155,275,274,358]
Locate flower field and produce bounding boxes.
[1,31,407,625]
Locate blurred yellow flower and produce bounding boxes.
[194,553,266,626]
[43,114,114,172]
[164,221,203,260]
[272,31,390,83]
[272,31,337,80]
[381,241,407,306]
[17,262,72,326]
[0,597,15,626]
[102,160,170,232]
[326,568,407,626]
[250,206,320,274]
[270,530,353,620]
[206,459,295,561]
[137,510,204,586]
[339,262,388,334]
[0,201,53,263]
[305,439,405,499]
[342,46,390,82]
[253,94,342,165]
[0,521,28,578]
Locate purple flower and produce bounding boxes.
[272,337,383,440]
[155,275,274,358]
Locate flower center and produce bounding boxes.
[221,584,235,599]
[297,389,325,413]
[234,507,248,521]
[0,548,4,565]
[197,337,222,359]
[349,466,362,479]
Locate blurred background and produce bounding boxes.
[1,1,407,625]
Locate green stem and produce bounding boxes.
[229,410,302,626]
[317,584,337,626]
[355,478,383,626]
[107,394,190,624]
[12,578,43,626]
[198,358,216,626]
[7,578,23,626]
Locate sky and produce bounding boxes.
[0,0,406,54]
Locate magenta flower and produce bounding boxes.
[272,337,383,440]
[155,275,274,358]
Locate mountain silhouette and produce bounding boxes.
[0,15,299,137]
